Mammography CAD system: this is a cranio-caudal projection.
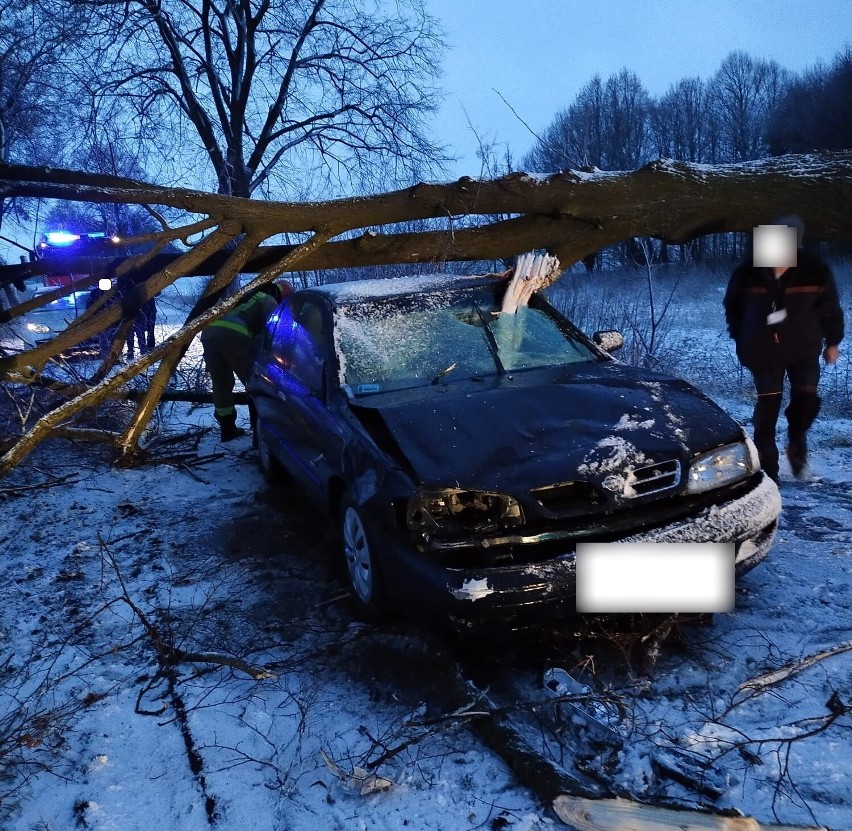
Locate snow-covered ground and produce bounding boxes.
[1,266,851,831]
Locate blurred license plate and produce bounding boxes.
[575,542,734,613]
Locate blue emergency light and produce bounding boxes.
[45,231,81,246]
[37,230,120,255]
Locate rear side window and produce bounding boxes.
[268,297,326,393]
[267,301,297,358]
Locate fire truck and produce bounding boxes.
[18,230,124,347]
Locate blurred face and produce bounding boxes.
[753,224,798,268]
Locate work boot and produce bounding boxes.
[752,394,782,483]
[786,431,808,478]
[215,412,246,442]
[785,393,819,479]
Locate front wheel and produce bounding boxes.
[340,495,384,621]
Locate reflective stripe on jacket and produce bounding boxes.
[209,291,278,339]
[723,248,844,370]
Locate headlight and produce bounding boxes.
[687,442,753,493]
[26,322,51,334]
[406,487,523,535]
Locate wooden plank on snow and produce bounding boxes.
[552,795,828,831]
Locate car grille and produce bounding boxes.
[530,481,603,513]
[531,459,681,514]
[628,458,681,496]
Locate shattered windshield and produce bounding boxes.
[334,288,598,395]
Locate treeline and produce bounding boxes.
[522,48,852,267]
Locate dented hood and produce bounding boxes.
[354,365,743,490]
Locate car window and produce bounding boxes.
[334,289,597,395]
[290,300,326,392]
[490,306,594,370]
[266,297,326,393]
[267,301,296,357]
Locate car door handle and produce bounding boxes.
[310,453,325,467]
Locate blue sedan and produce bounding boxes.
[248,273,780,633]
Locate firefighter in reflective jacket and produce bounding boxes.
[201,281,293,441]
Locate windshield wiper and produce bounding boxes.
[475,304,507,375]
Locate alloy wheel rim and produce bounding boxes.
[342,506,372,603]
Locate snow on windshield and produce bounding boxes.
[325,273,480,304]
[334,296,594,394]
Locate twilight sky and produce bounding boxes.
[426,0,851,177]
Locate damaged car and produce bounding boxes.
[248,273,781,632]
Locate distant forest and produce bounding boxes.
[517,48,852,266]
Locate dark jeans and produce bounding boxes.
[750,357,821,479]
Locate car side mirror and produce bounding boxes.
[592,330,624,353]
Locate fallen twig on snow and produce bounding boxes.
[0,471,80,495]
[99,536,276,681]
[733,642,852,704]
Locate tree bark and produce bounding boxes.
[1,153,850,244]
[552,795,827,831]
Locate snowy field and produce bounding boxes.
[1,263,851,830]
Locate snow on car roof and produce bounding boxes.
[306,272,507,306]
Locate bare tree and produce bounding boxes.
[66,0,447,198]
[523,75,604,173]
[767,46,852,155]
[709,51,792,163]
[524,69,652,174]
[1,1,55,163]
[523,69,652,268]
[0,0,88,234]
[602,69,651,170]
[651,78,713,163]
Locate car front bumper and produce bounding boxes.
[373,473,781,634]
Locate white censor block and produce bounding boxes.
[576,542,735,613]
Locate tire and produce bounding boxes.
[256,418,285,484]
[339,494,384,620]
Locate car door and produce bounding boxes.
[258,295,346,504]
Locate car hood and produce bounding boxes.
[353,365,744,491]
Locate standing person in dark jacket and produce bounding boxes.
[86,286,121,358]
[724,216,844,481]
[126,297,157,359]
[201,280,294,441]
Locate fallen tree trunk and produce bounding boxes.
[3,154,851,291]
[2,154,851,243]
[1,152,850,473]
